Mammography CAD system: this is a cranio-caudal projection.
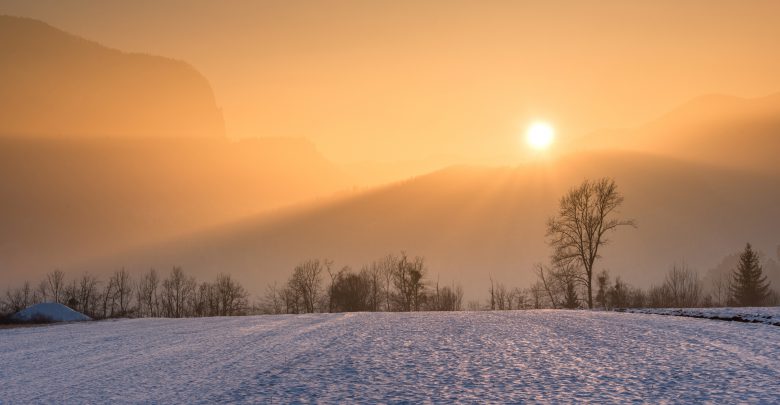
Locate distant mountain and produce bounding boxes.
[0,16,358,282]
[0,15,224,138]
[0,136,350,279]
[576,92,780,173]
[81,151,780,299]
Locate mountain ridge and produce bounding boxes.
[0,15,225,138]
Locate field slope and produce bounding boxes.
[1,311,778,403]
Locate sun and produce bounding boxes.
[526,122,555,151]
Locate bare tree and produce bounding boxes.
[45,269,66,304]
[488,276,496,310]
[380,254,398,311]
[546,178,635,308]
[364,263,384,312]
[441,283,464,311]
[215,273,249,316]
[37,280,49,303]
[263,282,283,314]
[101,276,115,318]
[4,282,35,313]
[78,273,100,318]
[494,282,509,310]
[664,263,702,307]
[512,287,527,309]
[136,269,160,317]
[710,272,730,307]
[535,264,559,309]
[111,268,134,316]
[530,282,544,309]
[289,259,329,313]
[162,267,196,318]
[63,279,79,309]
[391,252,427,311]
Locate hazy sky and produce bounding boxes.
[3,0,780,162]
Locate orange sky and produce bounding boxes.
[3,0,780,162]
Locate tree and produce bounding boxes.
[488,276,496,310]
[560,274,580,309]
[663,263,701,307]
[161,267,196,318]
[136,269,160,317]
[289,259,329,313]
[546,178,635,308]
[529,282,544,309]
[391,253,427,311]
[363,264,384,312]
[330,270,372,312]
[214,273,249,316]
[326,265,347,313]
[437,284,464,311]
[111,268,134,316]
[263,282,283,314]
[45,269,65,304]
[4,281,35,313]
[380,254,398,311]
[511,287,527,310]
[535,264,558,309]
[710,272,730,307]
[596,270,610,309]
[730,243,771,306]
[78,273,100,317]
[608,277,630,308]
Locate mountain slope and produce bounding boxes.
[576,92,780,173]
[0,15,224,138]
[0,136,350,278]
[82,151,780,298]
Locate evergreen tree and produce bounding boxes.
[730,243,771,306]
[562,279,579,309]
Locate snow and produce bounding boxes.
[622,306,780,326]
[11,302,92,322]
[1,311,779,403]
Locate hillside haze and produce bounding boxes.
[83,151,780,299]
[0,136,351,278]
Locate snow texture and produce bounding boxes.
[11,302,91,322]
[1,310,779,403]
[622,306,780,326]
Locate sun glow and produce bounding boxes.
[526,122,555,151]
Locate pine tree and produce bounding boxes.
[562,279,579,309]
[730,243,771,306]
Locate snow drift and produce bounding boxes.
[12,302,91,322]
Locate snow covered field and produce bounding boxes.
[622,306,780,326]
[1,311,779,403]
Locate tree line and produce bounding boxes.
[1,267,250,319]
[520,253,777,311]
[260,252,463,314]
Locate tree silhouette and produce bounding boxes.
[730,243,771,306]
[546,178,635,308]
